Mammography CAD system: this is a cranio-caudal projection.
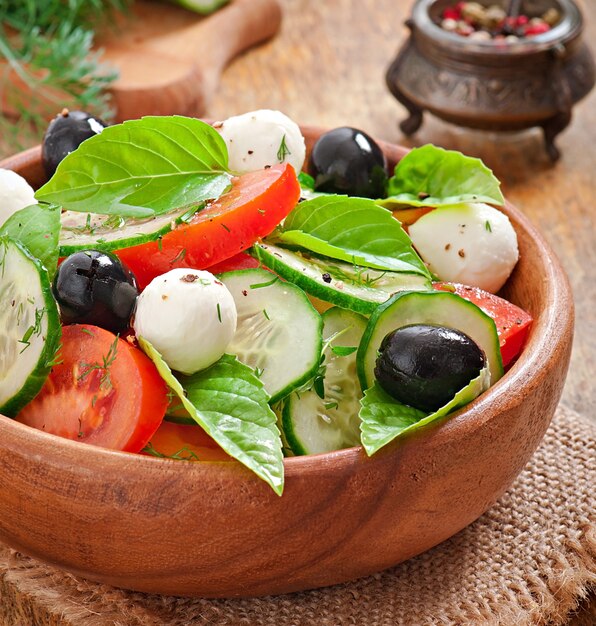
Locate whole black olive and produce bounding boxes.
[53,250,139,334]
[374,324,486,412]
[42,109,107,178]
[308,127,388,198]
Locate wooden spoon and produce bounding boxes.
[98,0,282,121]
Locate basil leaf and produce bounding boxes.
[139,340,284,495]
[0,203,61,279]
[276,195,430,277]
[298,172,315,189]
[380,145,504,209]
[359,366,490,455]
[331,346,357,357]
[36,116,231,219]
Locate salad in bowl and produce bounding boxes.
[0,110,569,597]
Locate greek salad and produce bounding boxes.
[0,109,532,495]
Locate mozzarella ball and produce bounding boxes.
[0,169,36,227]
[216,109,306,175]
[134,269,237,374]
[409,203,519,293]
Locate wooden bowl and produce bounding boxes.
[0,129,574,598]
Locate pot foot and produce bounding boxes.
[386,59,424,136]
[542,110,572,162]
[400,109,424,136]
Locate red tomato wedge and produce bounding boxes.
[17,325,168,452]
[117,163,300,289]
[434,283,533,367]
[144,420,231,462]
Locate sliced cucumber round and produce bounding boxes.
[0,236,61,416]
[357,290,504,391]
[59,205,197,256]
[252,242,431,314]
[283,307,367,455]
[219,269,323,403]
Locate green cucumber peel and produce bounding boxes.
[380,145,504,210]
[0,203,61,279]
[275,195,430,277]
[139,340,284,496]
[282,307,367,455]
[36,116,231,219]
[359,365,491,456]
[251,243,431,315]
[59,204,202,256]
[166,0,229,14]
[0,236,61,416]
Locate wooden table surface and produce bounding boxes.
[0,0,594,623]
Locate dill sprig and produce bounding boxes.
[0,0,130,152]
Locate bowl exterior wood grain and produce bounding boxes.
[0,129,574,597]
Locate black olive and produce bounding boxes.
[374,324,486,412]
[53,250,139,334]
[308,127,388,198]
[42,109,107,178]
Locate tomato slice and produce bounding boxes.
[17,325,168,452]
[144,420,231,462]
[434,283,533,367]
[205,251,260,275]
[117,163,300,289]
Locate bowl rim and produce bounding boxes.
[0,131,574,483]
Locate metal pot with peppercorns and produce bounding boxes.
[386,0,595,160]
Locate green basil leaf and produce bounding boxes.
[139,340,284,495]
[359,365,490,456]
[380,145,504,209]
[35,116,231,219]
[0,203,61,279]
[331,345,357,357]
[277,195,430,277]
[298,172,315,189]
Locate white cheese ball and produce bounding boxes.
[134,268,237,375]
[409,202,519,293]
[216,109,306,175]
[0,169,36,227]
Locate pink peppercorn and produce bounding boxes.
[524,22,551,36]
[443,7,461,20]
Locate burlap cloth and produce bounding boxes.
[0,404,594,626]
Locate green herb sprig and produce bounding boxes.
[0,0,129,151]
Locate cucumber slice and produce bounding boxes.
[252,243,431,314]
[283,307,367,455]
[0,236,61,416]
[357,290,504,390]
[59,206,196,256]
[219,269,323,403]
[167,0,229,14]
